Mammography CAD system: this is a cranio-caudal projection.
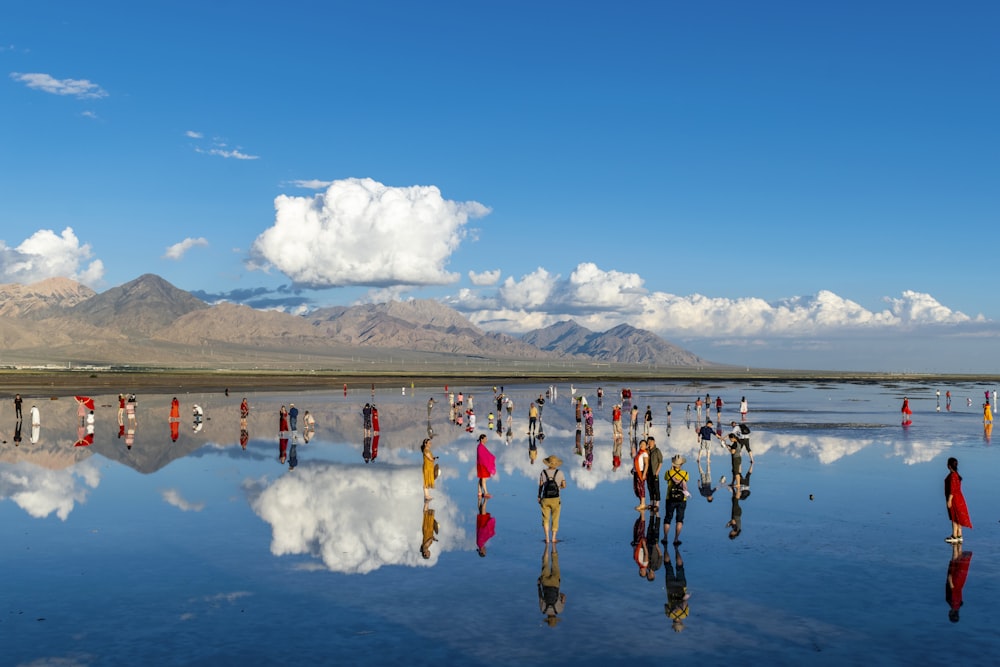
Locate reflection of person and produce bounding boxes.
[538,543,565,626]
[645,510,662,582]
[13,419,22,446]
[476,497,495,557]
[30,405,40,427]
[726,484,743,539]
[279,405,289,433]
[170,397,180,421]
[945,543,972,623]
[538,455,566,543]
[664,547,690,632]
[420,505,438,560]
[422,438,437,501]
[288,442,298,470]
[697,457,716,503]
[240,397,249,420]
[278,435,289,464]
[361,403,372,433]
[476,434,496,499]
[664,455,689,546]
[118,393,125,425]
[945,457,972,543]
[528,402,538,435]
[739,396,748,419]
[126,395,137,428]
[77,397,87,426]
[14,393,22,420]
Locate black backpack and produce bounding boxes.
[541,469,561,499]
[739,423,751,435]
[666,470,686,502]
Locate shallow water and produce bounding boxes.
[3,381,998,666]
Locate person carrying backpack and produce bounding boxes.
[664,455,690,546]
[538,455,567,543]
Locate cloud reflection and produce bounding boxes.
[0,460,100,520]
[246,463,466,573]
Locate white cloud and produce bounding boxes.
[10,72,107,99]
[185,130,204,139]
[287,179,333,190]
[195,146,259,160]
[249,177,490,288]
[468,269,501,286]
[162,488,205,512]
[0,460,100,520]
[448,262,976,339]
[163,237,209,260]
[0,227,105,286]
[246,463,466,573]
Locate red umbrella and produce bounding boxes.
[74,433,94,447]
[75,395,95,410]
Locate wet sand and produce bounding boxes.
[0,366,992,398]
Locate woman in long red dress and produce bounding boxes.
[945,457,972,543]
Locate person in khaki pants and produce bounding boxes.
[538,455,567,543]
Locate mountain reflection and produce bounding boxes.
[246,462,466,573]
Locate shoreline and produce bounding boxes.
[1,367,992,397]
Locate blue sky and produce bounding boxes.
[1,1,998,372]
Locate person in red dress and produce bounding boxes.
[945,457,972,543]
[476,434,496,499]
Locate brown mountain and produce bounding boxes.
[523,320,708,366]
[0,276,96,318]
[0,274,709,367]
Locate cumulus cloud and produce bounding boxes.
[185,130,204,139]
[163,237,209,260]
[162,488,205,512]
[0,460,100,520]
[249,178,491,288]
[469,269,501,286]
[447,261,975,339]
[0,227,104,285]
[10,72,108,98]
[246,462,467,573]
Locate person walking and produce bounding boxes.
[664,455,690,546]
[538,455,567,543]
[476,433,496,499]
[14,393,22,420]
[698,420,722,461]
[643,405,653,437]
[945,457,972,543]
[739,396,748,420]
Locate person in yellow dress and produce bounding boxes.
[984,402,993,425]
[421,438,437,501]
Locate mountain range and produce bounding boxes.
[0,274,711,368]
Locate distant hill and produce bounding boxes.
[0,275,711,368]
[523,320,707,366]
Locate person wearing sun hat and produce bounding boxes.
[663,454,691,546]
[538,454,567,543]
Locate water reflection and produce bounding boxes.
[247,462,465,573]
[946,545,973,623]
[476,496,495,557]
[538,543,565,626]
[664,547,690,632]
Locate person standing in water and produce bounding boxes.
[945,457,972,544]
